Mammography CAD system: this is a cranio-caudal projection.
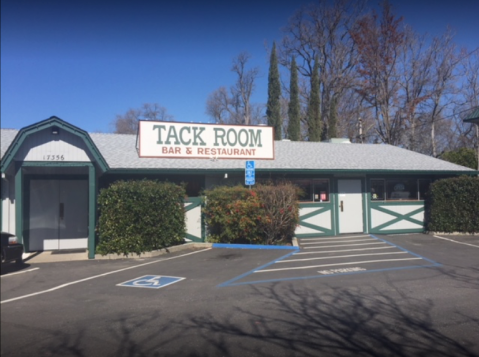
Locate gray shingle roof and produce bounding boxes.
[1,128,475,173]
[88,132,474,173]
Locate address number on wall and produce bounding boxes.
[43,155,65,161]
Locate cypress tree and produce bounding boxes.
[328,94,338,139]
[266,42,282,140]
[287,57,301,141]
[307,57,322,141]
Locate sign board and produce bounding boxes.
[117,275,185,289]
[245,160,255,185]
[139,121,274,160]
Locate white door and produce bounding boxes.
[29,179,88,251]
[338,179,363,234]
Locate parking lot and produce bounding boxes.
[2,233,479,357]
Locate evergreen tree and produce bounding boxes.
[328,95,338,139]
[307,57,322,141]
[266,42,282,140]
[288,57,301,141]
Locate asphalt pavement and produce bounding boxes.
[1,233,478,357]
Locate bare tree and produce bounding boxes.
[350,2,407,145]
[112,103,173,134]
[398,29,434,151]
[419,30,461,156]
[279,0,365,140]
[206,52,262,125]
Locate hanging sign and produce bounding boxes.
[139,121,274,160]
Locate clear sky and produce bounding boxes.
[2,0,478,133]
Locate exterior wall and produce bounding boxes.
[369,201,424,234]
[295,203,335,237]
[184,198,202,242]
[1,175,16,234]
[15,129,93,162]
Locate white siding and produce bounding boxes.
[1,176,16,234]
[15,129,92,162]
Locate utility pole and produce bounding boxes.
[358,118,363,144]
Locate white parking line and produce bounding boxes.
[300,235,370,242]
[301,238,375,245]
[1,267,40,277]
[255,258,422,273]
[278,251,407,263]
[294,246,395,255]
[304,242,387,249]
[434,235,479,248]
[1,248,211,304]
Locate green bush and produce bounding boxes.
[202,183,300,245]
[440,148,478,170]
[255,183,300,245]
[96,180,186,255]
[203,186,263,244]
[425,176,479,233]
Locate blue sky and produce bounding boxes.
[2,0,478,133]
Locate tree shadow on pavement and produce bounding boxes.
[176,283,479,357]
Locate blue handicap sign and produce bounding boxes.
[117,275,185,289]
[245,161,255,185]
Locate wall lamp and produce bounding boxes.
[51,126,60,135]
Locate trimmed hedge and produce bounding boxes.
[425,176,479,233]
[203,183,299,245]
[96,180,186,255]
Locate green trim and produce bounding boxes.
[106,168,478,176]
[369,202,425,234]
[297,203,334,237]
[88,165,96,259]
[18,162,96,253]
[184,197,203,242]
[184,197,202,211]
[335,178,366,234]
[19,162,94,167]
[185,233,203,242]
[361,178,367,233]
[15,165,24,248]
[1,116,108,173]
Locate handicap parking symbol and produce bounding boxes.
[117,275,185,289]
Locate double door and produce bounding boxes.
[28,179,88,251]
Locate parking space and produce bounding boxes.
[219,234,440,286]
[2,234,479,357]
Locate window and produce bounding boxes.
[418,179,431,200]
[371,179,385,200]
[293,179,330,202]
[370,178,431,201]
[386,179,417,200]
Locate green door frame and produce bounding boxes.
[333,177,367,235]
[15,162,97,259]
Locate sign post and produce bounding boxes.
[245,161,255,187]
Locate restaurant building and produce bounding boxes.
[1,116,476,258]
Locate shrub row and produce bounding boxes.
[203,183,299,245]
[426,176,479,233]
[96,180,186,255]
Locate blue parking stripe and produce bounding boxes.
[369,234,440,265]
[218,234,441,287]
[217,250,297,287]
[220,264,440,287]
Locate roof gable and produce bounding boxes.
[1,116,108,172]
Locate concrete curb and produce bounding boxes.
[22,239,300,263]
[94,243,212,260]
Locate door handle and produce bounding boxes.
[59,203,64,220]
[340,200,344,212]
